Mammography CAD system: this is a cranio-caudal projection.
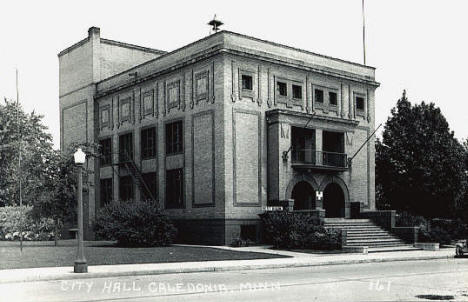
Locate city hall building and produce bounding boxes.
[59,27,379,245]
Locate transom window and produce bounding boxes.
[277,81,287,97]
[292,85,302,99]
[241,75,253,90]
[166,121,183,155]
[141,127,156,159]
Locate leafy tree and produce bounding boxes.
[376,91,467,219]
[30,142,100,245]
[0,99,54,206]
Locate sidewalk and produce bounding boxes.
[0,245,456,284]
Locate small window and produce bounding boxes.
[120,98,131,122]
[141,127,156,159]
[100,178,113,206]
[142,93,153,116]
[166,121,183,155]
[314,89,324,103]
[166,169,184,209]
[277,81,287,97]
[99,138,112,166]
[329,91,338,106]
[292,85,302,99]
[241,75,253,90]
[100,107,110,128]
[119,133,133,162]
[119,176,134,201]
[142,172,157,201]
[356,96,365,111]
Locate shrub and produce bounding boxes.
[230,238,255,247]
[94,200,177,247]
[396,212,468,244]
[0,206,60,241]
[259,211,341,250]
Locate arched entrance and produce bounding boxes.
[323,183,345,217]
[291,181,315,210]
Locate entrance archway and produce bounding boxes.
[323,183,345,217]
[291,181,315,210]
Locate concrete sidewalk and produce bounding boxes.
[0,246,457,284]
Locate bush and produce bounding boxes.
[94,200,177,247]
[0,206,60,241]
[230,238,255,247]
[259,211,341,250]
[396,212,468,244]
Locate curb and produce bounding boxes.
[0,254,455,284]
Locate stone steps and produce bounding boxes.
[324,219,407,248]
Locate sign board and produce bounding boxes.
[316,191,323,200]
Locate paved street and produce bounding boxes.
[2,258,467,302]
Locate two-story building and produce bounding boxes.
[59,27,379,245]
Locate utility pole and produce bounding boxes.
[16,68,23,252]
[362,0,366,65]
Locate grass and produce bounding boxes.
[0,240,288,270]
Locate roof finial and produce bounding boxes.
[208,14,223,33]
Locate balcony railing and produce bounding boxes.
[291,149,348,170]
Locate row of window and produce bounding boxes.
[99,121,183,166]
[241,74,365,110]
[100,169,183,208]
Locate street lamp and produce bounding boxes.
[73,148,87,273]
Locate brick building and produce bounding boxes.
[59,27,379,245]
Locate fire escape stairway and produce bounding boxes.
[324,218,412,249]
[119,153,156,202]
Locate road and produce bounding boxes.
[1,259,467,302]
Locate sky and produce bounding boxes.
[1,0,467,149]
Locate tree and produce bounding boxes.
[376,91,467,218]
[30,142,100,245]
[0,99,54,206]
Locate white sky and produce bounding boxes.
[1,0,467,148]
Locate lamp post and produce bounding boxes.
[73,148,87,273]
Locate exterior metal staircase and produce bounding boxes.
[118,152,156,202]
[324,218,409,248]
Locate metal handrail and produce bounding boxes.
[291,149,348,168]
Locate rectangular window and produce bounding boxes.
[142,92,153,116]
[99,138,112,166]
[166,121,183,155]
[119,176,133,201]
[100,106,110,128]
[292,85,302,99]
[277,81,287,97]
[142,172,157,200]
[119,133,133,162]
[120,98,131,122]
[141,127,156,159]
[356,96,365,111]
[329,91,338,106]
[241,75,253,90]
[314,89,324,103]
[166,169,184,209]
[100,178,113,206]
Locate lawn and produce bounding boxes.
[0,240,288,270]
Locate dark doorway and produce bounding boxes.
[323,183,345,217]
[291,181,315,210]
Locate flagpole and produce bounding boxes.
[362,0,366,65]
[16,68,23,252]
